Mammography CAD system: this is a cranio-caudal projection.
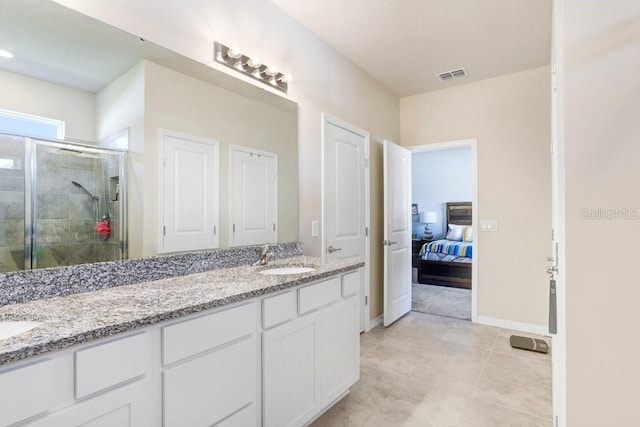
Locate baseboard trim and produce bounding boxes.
[476,316,548,336]
[367,315,383,331]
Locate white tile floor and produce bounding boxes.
[312,311,552,427]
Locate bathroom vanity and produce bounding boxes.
[0,255,362,426]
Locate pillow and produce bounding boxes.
[463,226,473,242]
[445,224,464,241]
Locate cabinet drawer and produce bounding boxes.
[263,290,297,329]
[298,277,341,315]
[163,336,257,427]
[75,332,150,399]
[162,301,256,366]
[216,403,257,427]
[0,358,69,426]
[342,270,360,297]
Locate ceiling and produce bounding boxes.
[0,0,176,92]
[272,0,553,97]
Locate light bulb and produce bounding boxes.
[247,57,261,68]
[0,49,14,59]
[264,66,278,77]
[280,73,293,83]
[227,46,242,59]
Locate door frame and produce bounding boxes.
[409,138,479,322]
[321,113,371,332]
[550,0,566,424]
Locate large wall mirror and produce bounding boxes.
[0,0,298,272]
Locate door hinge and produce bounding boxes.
[273,224,276,231]
[163,226,166,236]
[364,158,369,168]
[365,227,369,237]
[214,225,216,235]
[552,228,555,240]
[365,295,368,305]
[163,155,167,166]
[233,224,236,233]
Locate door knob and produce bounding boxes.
[327,245,342,254]
[383,240,398,246]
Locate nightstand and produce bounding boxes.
[412,239,430,267]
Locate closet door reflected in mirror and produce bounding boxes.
[160,130,219,253]
[230,146,277,247]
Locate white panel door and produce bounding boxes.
[323,117,367,331]
[230,147,277,247]
[161,131,218,253]
[383,140,412,326]
[324,122,366,260]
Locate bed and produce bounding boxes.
[417,202,472,289]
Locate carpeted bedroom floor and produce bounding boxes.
[412,282,471,320]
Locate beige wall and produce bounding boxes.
[96,63,146,258]
[564,1,640,424]
[401,66,552,327]
[0,68,95,141]
[96,61,298,258]
[144,61,298,253]
[54,0,400,322]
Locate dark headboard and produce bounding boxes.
[446,202,472,227]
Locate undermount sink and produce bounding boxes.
[259,267,316,276]
[0,321,40,341]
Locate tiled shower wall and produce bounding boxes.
[0,135,25,272]
[0,136,122,272]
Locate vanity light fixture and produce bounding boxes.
[0,49,14,58]
[214,41,291,93]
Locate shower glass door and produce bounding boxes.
[0,133,126,272]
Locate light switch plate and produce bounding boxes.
[480,220,498,232]
[311,220,319,237]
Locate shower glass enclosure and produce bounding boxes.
[0,133,126,272]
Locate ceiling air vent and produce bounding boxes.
[437,68,467,81]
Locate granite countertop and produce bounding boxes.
[0,256,363,367]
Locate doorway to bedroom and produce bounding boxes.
[410,140,477,321]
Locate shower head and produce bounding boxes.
[71,181,99,201]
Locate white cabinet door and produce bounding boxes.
[0,356,73,426]
[229,146,277,247]
[28,380,151,427]
[160,130,219,253]
[263,315,316,427]
[315,295,360,409]
[163,336,257,427]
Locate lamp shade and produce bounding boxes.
[424,211,437,224]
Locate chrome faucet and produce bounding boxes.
[253,244,272,266]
